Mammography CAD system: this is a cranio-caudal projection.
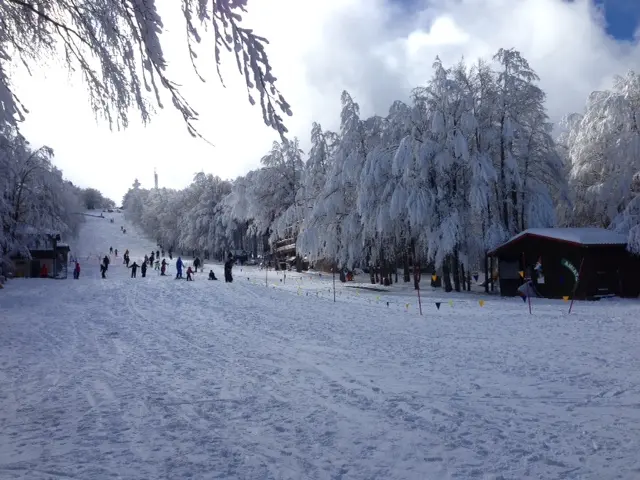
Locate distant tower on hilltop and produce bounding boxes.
[154,168,158,189]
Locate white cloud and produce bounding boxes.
[12,0,640,202]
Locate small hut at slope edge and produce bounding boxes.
[488,228,640,300]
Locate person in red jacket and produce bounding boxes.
[73,262,81,279]
[186,266,194,281]
[40,264,48,278]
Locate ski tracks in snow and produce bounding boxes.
[2,214,640,478]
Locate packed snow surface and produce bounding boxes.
[1,214,640,479]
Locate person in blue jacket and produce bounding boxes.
[175,256,183,279]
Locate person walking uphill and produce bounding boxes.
[193,257,201,273]
[175,257,183,279]
[129,261,139,278]
[103,255,110,271]
[141,260,147,278]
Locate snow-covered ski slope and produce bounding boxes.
[1,214,640,479]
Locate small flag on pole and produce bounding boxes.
[563,295,569,301]
[478,300,485,307]
[473,274,479,282]
[435,302,441,310]
[519,271,525,278]
[432,274,437,282]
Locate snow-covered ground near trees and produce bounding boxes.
[1,214,640,479]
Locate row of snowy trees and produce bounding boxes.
[0,129,87,271]
[123,50,640,291]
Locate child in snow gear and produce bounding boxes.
[161,259,167,276]
[129,262,139,278]
[208,270,217,280]
[175,257,183,279]
[141,261,147,277]
[114,249,118,257]
[224,253,234,283]
[186,266,194,281]
[73,262,81,279]
[154,260,160,270]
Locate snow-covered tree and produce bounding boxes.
[1,0,291,135]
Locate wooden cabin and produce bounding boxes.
[488,228,640,299]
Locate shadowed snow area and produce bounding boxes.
[1,213,640,479]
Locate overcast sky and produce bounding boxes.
[12,0,640,204]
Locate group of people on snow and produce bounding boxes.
[94,237,235,283]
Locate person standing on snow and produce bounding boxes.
[224,253,234,283]
[150,252,155,266]
[129,261,139,278]
[161,258,167,276]
[114,249,118,257]
[141,260,147,278]
[193,257,201,273]
[73,261,81,279]
[186,266,194,281]
[100,262,107,278]
[103,255,110,271]
[109,246,113,254]
[175,257,183,279]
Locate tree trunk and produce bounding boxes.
[484,253,489,293]
[460,262,466,291]
[403,249,410,282]
[452,250,461,292]
[443,257,453,292]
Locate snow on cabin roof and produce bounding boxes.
[489,228,627,255]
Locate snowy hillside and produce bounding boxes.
[1,214,640,479]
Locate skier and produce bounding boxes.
[156,250,160,259]
[103,255,110,271]
[114,249,118,257]
[193,257,201,273]
[175,257,183,279]
[129,261,139,278]
[124,253,130,267]
[186,266,194,281]
[161,258,167,276]
[141,260,147,278]
[100,262,107,278]
[109,246,113,254]
[150,252,155,266]
[224,253,234,283]
[73,261,81,279]
[144,254,149,266]
[208,269,217,280]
